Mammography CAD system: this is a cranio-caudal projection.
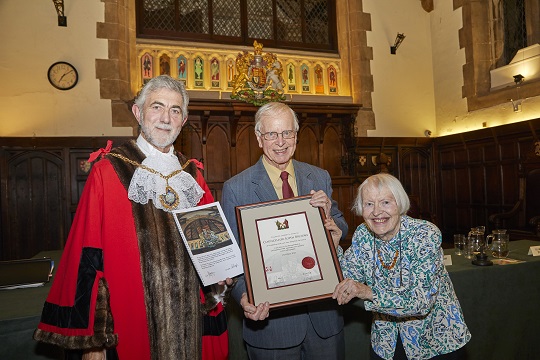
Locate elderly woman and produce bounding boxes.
[331,173,470,360]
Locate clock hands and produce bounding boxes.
[58,70,74,83]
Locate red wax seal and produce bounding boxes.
[302,257,315,269]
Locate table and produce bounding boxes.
[0,251,63,360]
[227,239,540,360]
[3,242,540,359]
[443,239,540,360]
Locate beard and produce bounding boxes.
[139,113,182,151]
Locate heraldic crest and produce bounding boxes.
[231,41,286,106]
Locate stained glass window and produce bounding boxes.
[137,0,337,52]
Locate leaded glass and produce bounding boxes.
[143,0,175,31]
[214,0,241,37]
[137,0,335,52]
[179,0,209,34]
[276,0,302,42]
[247,0,273,40]
[502,0,527,65]
[305,0,329,44]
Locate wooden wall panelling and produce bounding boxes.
[332,176,361,248]
[69,151,96,223]
[322,125,343,177]
[487,136,540,230]
[1,148,66,260]
[352,146,396,178]
[3,118,535,258]
[434,118,540,241]
[296,126,319,166]
[0,137,132,260]
[399,146,435,224]
[349,137,434,241]
[178,123,203,162]
[234,122,262,174]
[438,142,474,237]
[0,149,4,258]
[0,103,362,259]
[206,124,232,183]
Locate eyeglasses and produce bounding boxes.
[258,130,296,141]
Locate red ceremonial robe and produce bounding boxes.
[34,141,228,360]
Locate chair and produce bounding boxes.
[489,157,540,240]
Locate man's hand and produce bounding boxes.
[217,277,235,286]
[240,293,270,321]
[309,190,331,218]
[82,349,106,360]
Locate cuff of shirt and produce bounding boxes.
[364,287,378,311]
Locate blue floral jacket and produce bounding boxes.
[339,216,471,359]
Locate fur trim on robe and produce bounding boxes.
[108,141,202,360]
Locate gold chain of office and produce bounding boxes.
[107,152,191,210]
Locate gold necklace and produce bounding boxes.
[108,152,191,210]
[376,248,399,270]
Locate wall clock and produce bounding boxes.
[47,61,78,90]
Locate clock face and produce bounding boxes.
[48,62,78,90]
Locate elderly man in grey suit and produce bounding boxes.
[222,102,348,359]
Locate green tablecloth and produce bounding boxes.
[228,239,540,360]
[2,241,540,359]
[443,239,540,360]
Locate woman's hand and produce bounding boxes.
[324,217,342,249]
[240,293,270,321]
[309,190,332,218]
[333,279,373,305]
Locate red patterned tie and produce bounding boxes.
[280,171,294,199]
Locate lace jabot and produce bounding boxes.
[127,136,204,212]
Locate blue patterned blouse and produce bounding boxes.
[339,216,471,359]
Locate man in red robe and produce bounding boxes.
[34,75,229,360]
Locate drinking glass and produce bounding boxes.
[453,234,466,255]
[463,238,475,260]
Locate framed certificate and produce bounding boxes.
[235,195,343,309]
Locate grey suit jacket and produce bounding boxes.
[222,157,347,349]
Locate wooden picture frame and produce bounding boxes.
[235,195,343,309]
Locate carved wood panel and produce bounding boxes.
[1,149,66,259]
[435,119,540,240]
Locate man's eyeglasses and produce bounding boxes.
[258,130,296,141]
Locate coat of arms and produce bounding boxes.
[231,41,286,106]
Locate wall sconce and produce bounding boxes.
[513,74,524,85]
[390,33,406,54]
[52,0,67,27]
